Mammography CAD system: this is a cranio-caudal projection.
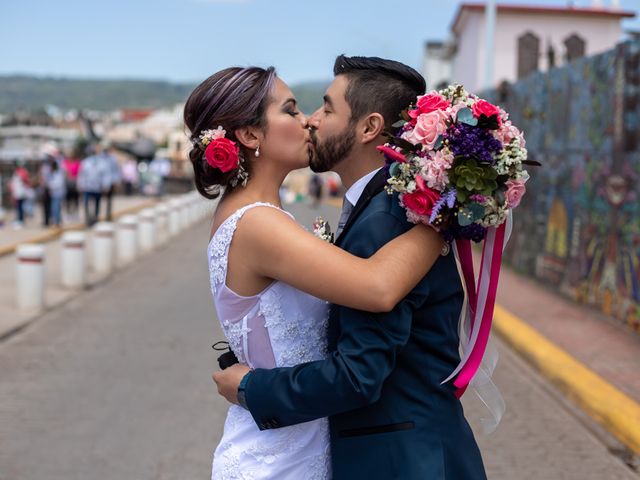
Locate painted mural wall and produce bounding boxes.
[486,40,640,332]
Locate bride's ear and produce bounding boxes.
[234,127,261,150]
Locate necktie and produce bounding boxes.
[335,198,354,238]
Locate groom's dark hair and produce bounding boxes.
[333,55,426,127]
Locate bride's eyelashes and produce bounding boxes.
[282,98,300,117]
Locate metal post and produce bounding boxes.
[484,0,497,90]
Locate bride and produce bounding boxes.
[184,66,442,479]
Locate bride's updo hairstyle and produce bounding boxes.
[184,66,277,199]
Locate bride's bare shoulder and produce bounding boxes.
[209,200,295,242]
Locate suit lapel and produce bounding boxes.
[335,168,388,246]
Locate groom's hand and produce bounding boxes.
[212,364,252,405]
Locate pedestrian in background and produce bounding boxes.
[102,143,121,221]
[39,143,63,227]
[149,156,170,197]
[38,158,52,227]
[47,161,66,227]
[308,174,323,208]
[78,144,109,227]
[9,161,31,229]
[121,158,139,196]
[62,150,81,218]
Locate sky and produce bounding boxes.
[1,0,639,86]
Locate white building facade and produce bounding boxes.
[425,2,635,93]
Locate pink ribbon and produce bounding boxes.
[443,221,508,398]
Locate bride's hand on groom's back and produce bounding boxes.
[213,364,252,405]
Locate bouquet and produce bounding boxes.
[378,85,539,410]
[378,84,534,242]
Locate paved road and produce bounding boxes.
[0,201,636,479]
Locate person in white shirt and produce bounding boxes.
[47,161,66,227]
[78,145,110,226]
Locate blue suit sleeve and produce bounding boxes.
[244,211,429,430]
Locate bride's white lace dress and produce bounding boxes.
[208,202,331,480]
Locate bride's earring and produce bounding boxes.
[254,145,260,157]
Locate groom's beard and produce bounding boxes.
[309,125,356,173]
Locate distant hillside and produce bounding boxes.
[0,75,195,113]
[0,75,329,115]
[291,80,330,114]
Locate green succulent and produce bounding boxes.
[450,158,498,199]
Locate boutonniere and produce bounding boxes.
[313,217,334,244]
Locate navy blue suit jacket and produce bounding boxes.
[245,170,486,479]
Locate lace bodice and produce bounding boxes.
[207,202,329,368]
[207,202,331,480]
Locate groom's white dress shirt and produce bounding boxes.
[344,167,383,207]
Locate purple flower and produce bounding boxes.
[442,222,487,243]
[445,123,502,165]
[444,188,457,208]
[429,188,457,224]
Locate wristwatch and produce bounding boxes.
[237,371,252,410]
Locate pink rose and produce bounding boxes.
[376,144,407,163]
[472,99,502,125]
[505,179,526,208]
[408,92,451,120]
[445,102,466,119]
[402,175,441,216]
[496,121,526,147]
[204,138,240,172]
[402,110,448,148]
[422,150,453,191]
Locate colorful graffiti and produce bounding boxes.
[486,40,640,333]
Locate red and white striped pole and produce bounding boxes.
[16,244,45,310]
[158,204,170,245]
[168,199,180,237]
[117,214,139,266]
[138,208,156,253]
[93,222,115,276]
[61,231,86,288]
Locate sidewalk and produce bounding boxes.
[0,195,173,340]
[495,267,640,406]
[492,264,640,457]
[0,195,156,257]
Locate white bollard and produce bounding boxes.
[168,199,180,237]
[16,244,45,310]
[156,204,169,245]
[176,198,185,231]
[181,197,191,228]
[180,197,190,228]
[138,208,156,253]
[197,198,207,220]
[61,231,86,288]
[117,214,139,266]
[188,199,197,226]
[93,222,115,276]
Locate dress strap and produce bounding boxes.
[208,202,294,289]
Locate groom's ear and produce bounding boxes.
[359,113,385,144]
[234,127,261,150]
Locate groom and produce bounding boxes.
[213,55,486,479]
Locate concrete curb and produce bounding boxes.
[0,200,157,259]
[493,304,640,455]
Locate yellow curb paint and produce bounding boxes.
[494,304,640,454]
[0,200,157,259]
